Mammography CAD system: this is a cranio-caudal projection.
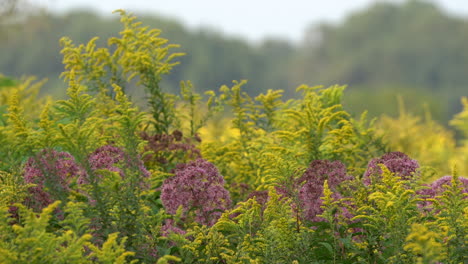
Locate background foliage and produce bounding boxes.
[1,1,468,123]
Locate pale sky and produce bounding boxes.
[30,0,468,43]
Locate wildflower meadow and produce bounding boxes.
[0,10,466,263]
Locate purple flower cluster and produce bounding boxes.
[363,152,419,185]
[297,160,352,222]
[418,175,468,210]
[23,149,86,211]
[161,159,231,226]
[87,144,150,182]
[23,146,151,211]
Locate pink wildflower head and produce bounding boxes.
[86,144,150,184]
[418,175,468,211]
[23,149,85,211]
[363,152,419,185]
[428,175,468,194]
[161,159,231,226]
[297,160,352,222]
[89,145,125,175]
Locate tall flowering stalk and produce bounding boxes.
[83,144,151,248]
[161,159,231,226]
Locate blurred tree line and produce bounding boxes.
[295,0,468,123]
[0,0,467,124]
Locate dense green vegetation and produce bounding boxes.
[1,1,468,123]
[0,10,467,263]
